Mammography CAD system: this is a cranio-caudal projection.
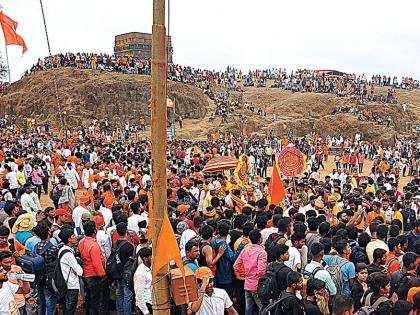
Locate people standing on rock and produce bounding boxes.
[178,114,183,129]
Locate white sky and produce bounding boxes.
[1,0,420,82]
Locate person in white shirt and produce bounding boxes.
[134,248,152,315]
[190,267,238,315]
[141,172,151,190]
[0,263,30,315]
[20,184,42,215]
[72,196,91,236]
[64,164,80,191]
[57,228,83,315]
[127,202,148,234]
[4,165,19,197]
[81,165,93,189]
[285,233,305,272]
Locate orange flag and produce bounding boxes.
[88,173,95,212]
[268,164,286,205]
[152,208,184,279]
[0,12,27,54]
[214,130,220,141]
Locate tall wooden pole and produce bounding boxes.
[151,0,169,314]
[39,0,64,127]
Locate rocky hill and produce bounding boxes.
[1,69,419,145]
[0,69,210,127]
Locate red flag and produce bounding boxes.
[268,164,286,205]
[0,12,27,54]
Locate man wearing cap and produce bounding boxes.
[73,195,91,236]
[190,267,238,315]
[20,183,42,215]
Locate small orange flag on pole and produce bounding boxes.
[0,12,27,54]
[152,208,184,279]
[268,164,286,205]
[88,173,95,212]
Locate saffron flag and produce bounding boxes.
[268,164,286,205]
[152,207,184,280]
[0,12,27,54]
[214,130,220,141]
[88,173,95,212]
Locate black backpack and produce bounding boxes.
[257,262,288,307]
[265,233,286,253]
[48,249,72,299]
[302,266,323,280]
[260,291,295,315]
[106,241,128,281]
[50,184,63,203]
[122,247,141,292]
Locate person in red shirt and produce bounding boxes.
[78,221,106,315]
[385,237,402,274]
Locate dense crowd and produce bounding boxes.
[0,116,418,315]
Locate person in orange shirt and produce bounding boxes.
[342,152,350,169]
[385,237,402,275]
[379,159,389,174]
[365,201,385,227]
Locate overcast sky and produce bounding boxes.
[1,0,420,82]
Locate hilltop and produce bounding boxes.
[0,69,209,127]
[0,69,419,144]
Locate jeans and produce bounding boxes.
[116,279,133,315]
[233,278,245,315]
[37,288,57,315]
[245,290,263,315]
[63,289,79,315]
[84,276,102,315]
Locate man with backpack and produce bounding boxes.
[78,221,106,315]
[57,228,83,315]
[302,243,337,296]
[323,239,355,296]
[34,222,59,315]
[112,222,135,315]
[273,271,304,315]
[390,252,418,295]
[258,244,292,307]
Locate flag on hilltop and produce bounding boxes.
[0,12,27,54]
[268,164,286,205]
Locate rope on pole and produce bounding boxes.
[39,0,64,126]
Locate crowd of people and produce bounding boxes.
[0,115,418,315]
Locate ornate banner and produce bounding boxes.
[234,154,250,186]
[277,147,306,177]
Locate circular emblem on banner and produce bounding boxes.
[277,147,306,177]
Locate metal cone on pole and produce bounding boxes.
[151,0,170,314]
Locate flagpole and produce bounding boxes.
[151,0,170,313]
[39,0,64,127]
[3,42,11,83]
[0,6,11,83]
